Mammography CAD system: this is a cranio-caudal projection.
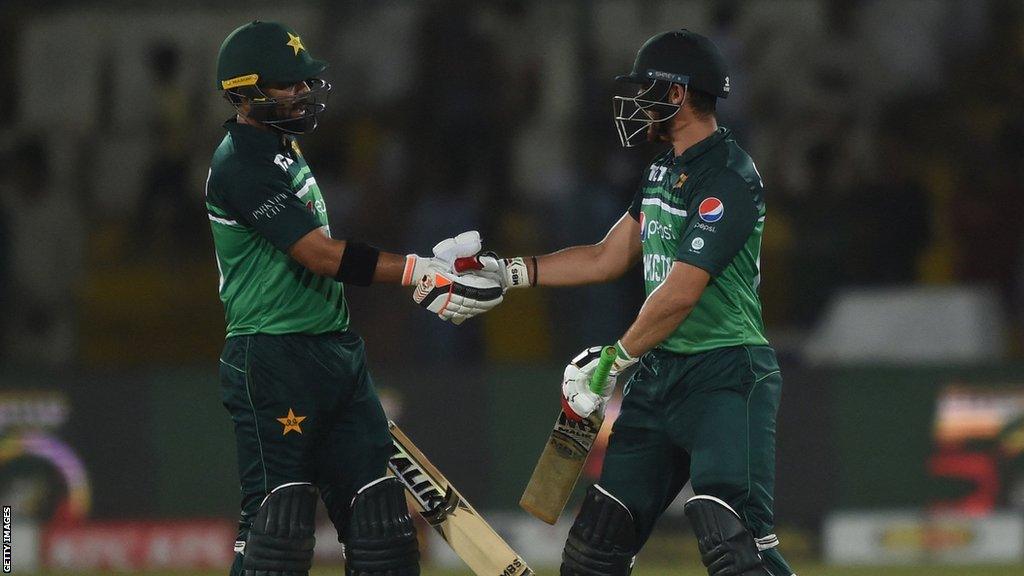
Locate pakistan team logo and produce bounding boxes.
[276,408,306,435]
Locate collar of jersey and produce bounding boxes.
[223,118,289,152]
[675,126,729,166]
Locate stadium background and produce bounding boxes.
[1,0,1023,574]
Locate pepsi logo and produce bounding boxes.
[639,212,648,241]
[698,197,724,223]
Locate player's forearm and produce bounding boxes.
[483,213,637,288]
[331,247,408,284]
[289,229,396,285]
[371,252,407,284]
[619,286,696,357]
[535,243,631,286]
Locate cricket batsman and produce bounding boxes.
[206,21,503,576]
[461,30,795,576]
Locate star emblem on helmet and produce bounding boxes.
[286,32,305,56]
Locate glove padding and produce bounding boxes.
[403,231,483,287]
[454,253,530,291]
[412,269,503,325]
[561,342,638,421]
[405,231,504,324]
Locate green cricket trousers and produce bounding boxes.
[219,331,392,575]
[598,345,794,576]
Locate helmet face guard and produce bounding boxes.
[612,80,684,148]
[226,78,331,135]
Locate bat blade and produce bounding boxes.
[387,421,533,576]
[521,346,617,524]
[519,410,604,524]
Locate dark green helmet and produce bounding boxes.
[612,29,729,147]
[217,20,326,90]
[616,30,729,98]
[217,21,330,134]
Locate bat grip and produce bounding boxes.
[589,346,618,394]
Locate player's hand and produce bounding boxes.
[412,269,504,324]
[403,231,504,324]
[453,253,530,291]
[561,342,638,420]
[402,230,483,286]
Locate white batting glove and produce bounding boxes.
[412,269,504,324]
[561,342,638,420]
[402,231,483,286]
[403,231,504,324]
[453,254,531,291]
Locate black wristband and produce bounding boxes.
[335,240,381,286]
[531,256,538,287]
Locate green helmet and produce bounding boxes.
[217,21,330,134]
[612,29,729,147]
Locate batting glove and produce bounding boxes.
[453,253,531,291]
[403,231,504,324]
[561,341,638,420]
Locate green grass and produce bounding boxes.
[31,564,1024,576]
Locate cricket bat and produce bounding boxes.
[520,345,618,524]
[387,421,534,576]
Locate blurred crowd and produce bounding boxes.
[0,0,1021,368]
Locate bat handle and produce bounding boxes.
[589,346,618,394]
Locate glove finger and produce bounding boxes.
[447,292,502,311]
[447,300,497,319]
[571,346,605,368]
[565,388,599,420]
[564,363,583,381]
[453,230,481,254]
[435,231,481,262]
[427,289,453,315]
[476,256,503,273]
[432,237,457,259]
[474,295,503,311]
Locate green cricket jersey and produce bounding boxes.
[628,127,768,354]
[205,119,348,337]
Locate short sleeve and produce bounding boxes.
[220,165,321,252]
[627,175,645,220]
[675,170,759,276]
